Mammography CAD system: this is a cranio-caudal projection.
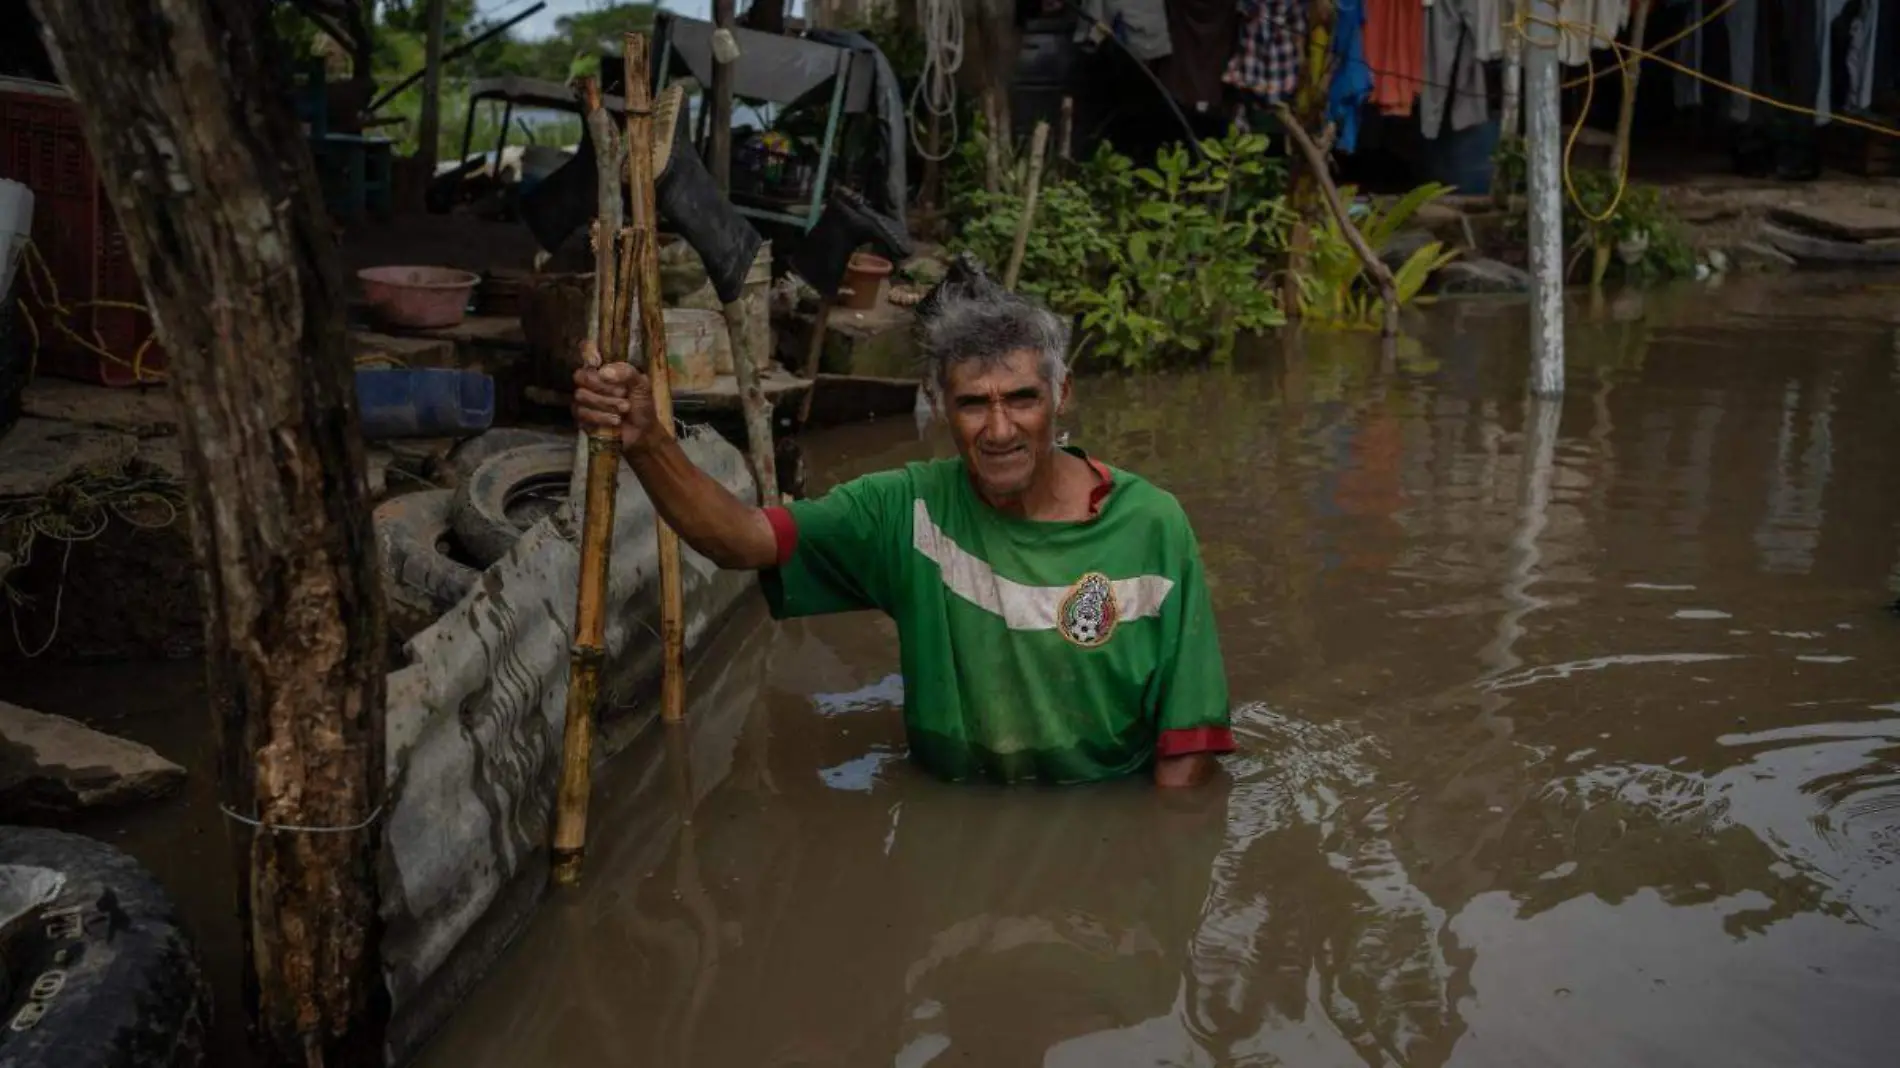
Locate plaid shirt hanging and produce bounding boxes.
[1223,0,1307,104]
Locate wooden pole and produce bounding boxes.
[723,297,780,507]
[26,2,387,1062]
[623,33,689,724]
[1274,104,1400,338]
[417,0,446,175]
[982,88,1002,194]
[921,106,943,213]
[551,76,625,889]
[796,297,834,425]
[1003,120,1051,292]
[1501,0,1525,142]
[1609,0,1650,181]
[1058,96,1074,162]
[711,0,737,193]
[1497,0,1525,205]
[1525,0,1567,397]
[1280,1,1337,320]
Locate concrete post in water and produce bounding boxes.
[1524,0,1566,398]
[27,1,388,1061]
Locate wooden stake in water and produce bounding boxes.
[551,75,625,889]
[1524,0,1566,398]
[622,32,689,725]
[1003,120,1050,292]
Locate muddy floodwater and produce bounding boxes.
[412,276,1900,1068]
[10,274,1897,1068]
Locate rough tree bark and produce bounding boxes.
[28,2,388,1065]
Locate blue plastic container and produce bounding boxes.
[355,367,495,440]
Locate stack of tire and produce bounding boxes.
[374,428,573,639]
[0,827,209,1067]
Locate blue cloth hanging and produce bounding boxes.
[1328,0,1374,153]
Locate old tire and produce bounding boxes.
[435,427,567,489]
[450,442,574,568]
[0,826,207,1068]
[375,489,481,618]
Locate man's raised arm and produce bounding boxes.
[573,355,778,571]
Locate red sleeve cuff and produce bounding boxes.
[763,506,798,567]
[1157,726,1235,758]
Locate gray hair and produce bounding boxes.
[919,289,1071,400]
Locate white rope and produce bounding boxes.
[907,0,964,162]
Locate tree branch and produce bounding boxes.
[1274,103,1400,337]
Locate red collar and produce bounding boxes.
[1086,457,1114,518]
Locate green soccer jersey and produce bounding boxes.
[760,449,1234,785]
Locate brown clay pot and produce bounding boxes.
[839,252,892,311]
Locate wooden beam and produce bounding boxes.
[711,0,737,193]
[417,0,447,175]
[26,1,387,1063]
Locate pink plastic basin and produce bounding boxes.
[357,265,481,330]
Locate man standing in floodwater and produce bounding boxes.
[572,289,1233,788]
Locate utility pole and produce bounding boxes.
[28,1,388,1064]
[418,0,447,176]
[1524,0,1565,397]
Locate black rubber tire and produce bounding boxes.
[435,427,567,489]
[375,489,481,615]
[0,827,207,1068]
[450,442,574,568]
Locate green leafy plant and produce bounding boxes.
[953,179,1115,309]
[1066,136,1290,367]
[946,130,1453,366]
[1565,170,1696,285]
[1297,182,1460,329]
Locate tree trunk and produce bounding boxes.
[27,2,388,1065]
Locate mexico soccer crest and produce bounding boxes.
[1058,571,1120,648]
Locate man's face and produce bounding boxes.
[942,348,1067,504]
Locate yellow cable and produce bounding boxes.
[1561,0,1736,92]
[15,239,164,385]
[1513,8,1900,230]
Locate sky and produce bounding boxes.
[502,0,813,37]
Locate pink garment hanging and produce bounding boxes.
[1365,0,1426,116]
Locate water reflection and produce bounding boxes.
[417,277,1900,1068]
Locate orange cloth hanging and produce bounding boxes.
[1365,0,1426,115]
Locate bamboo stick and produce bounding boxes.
[1273,104,1400,338]
[1003,120,1051,292]
[623,32,688,724]
[551,75,624,888]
